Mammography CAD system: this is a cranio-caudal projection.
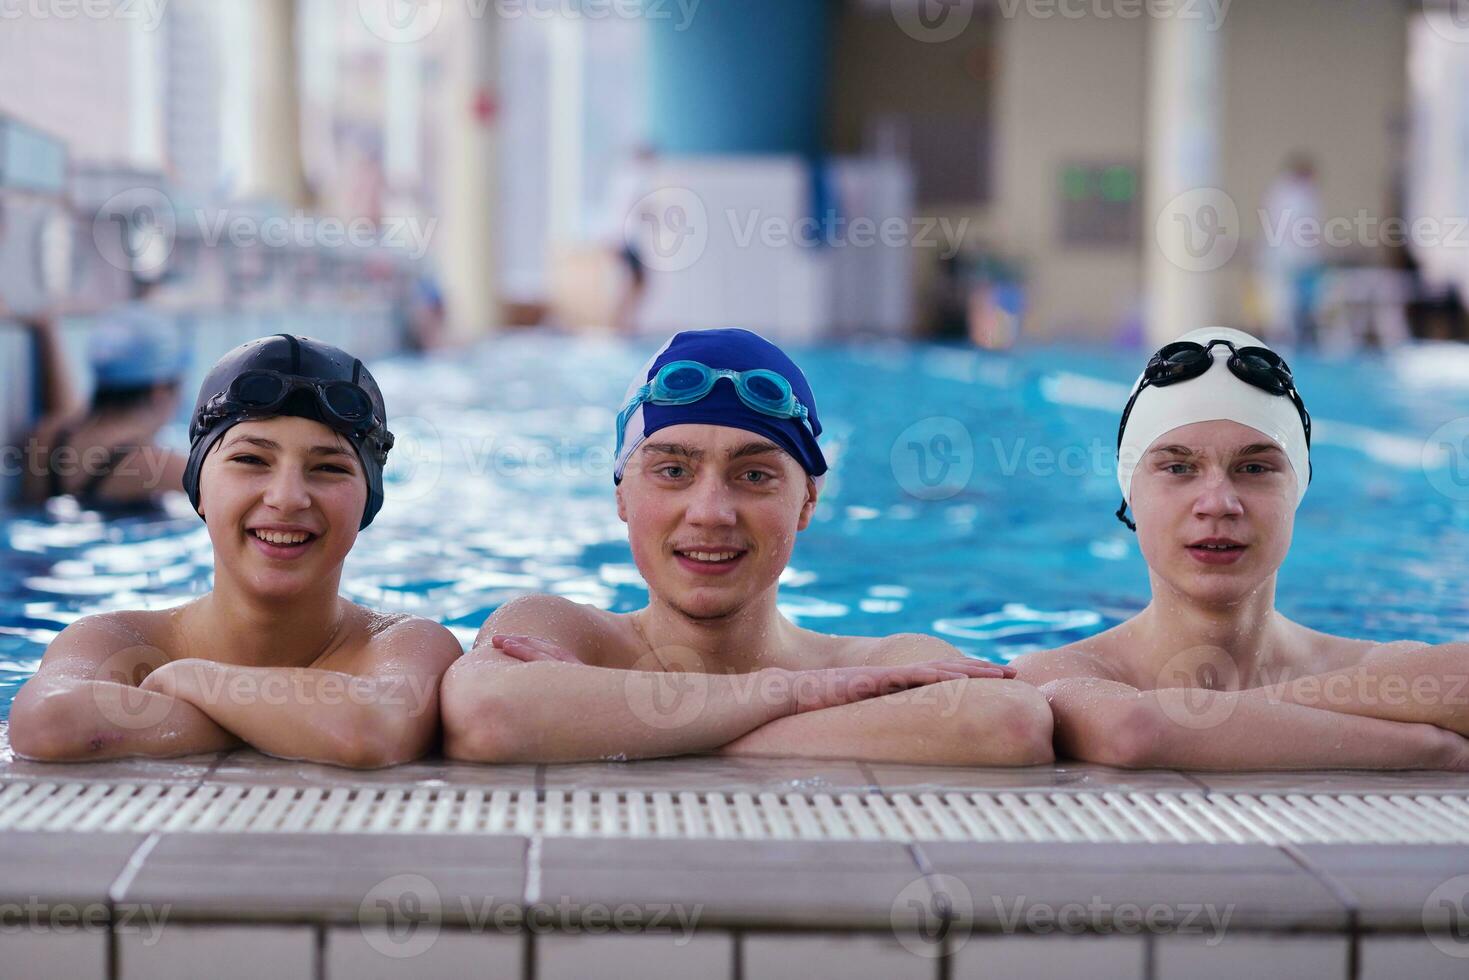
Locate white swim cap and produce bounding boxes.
[1116,327,1311,510]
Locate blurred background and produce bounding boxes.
[3,0,1469,383]
[6,0,1469,705]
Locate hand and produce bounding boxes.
[780,658,1017,715]
[138,658,210,701]
[491,634,583,665]
[1429,726,1469,772]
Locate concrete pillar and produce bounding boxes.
[1145,14,1224,345]
[250,0,309,207]
[435,4,501,337]
[547,16,585,242]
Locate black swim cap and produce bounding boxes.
[183,335,394,530]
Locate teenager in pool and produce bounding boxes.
[1014,327,1469,770]
[9,335,461,768]
[441,328,1054,765]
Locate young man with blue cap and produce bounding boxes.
[10,335,461,768]
[1015,327,1469,770]
[443,328,1054,765]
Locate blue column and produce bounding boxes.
[647,0,832,156]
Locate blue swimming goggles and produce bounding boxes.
[615,360,815,458]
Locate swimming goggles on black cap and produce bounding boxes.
[195,370,393,462]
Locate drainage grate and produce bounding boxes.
[3,781,1469,844]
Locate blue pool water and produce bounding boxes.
[4,335,1469,719]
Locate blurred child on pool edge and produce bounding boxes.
[441,328,1054,765]
[9,335,461,768]
[1014,327,1469,770]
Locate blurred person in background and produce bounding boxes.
[1257,153,1326,347]
[605,145,658,335]
[16,303,190,510]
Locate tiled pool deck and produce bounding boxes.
[3,725,1469,979]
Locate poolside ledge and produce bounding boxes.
[3,726,1469,979]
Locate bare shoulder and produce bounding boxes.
[790,631,964,670]
[1287,621,1425,672]
[474,594,624,661]
[36,607,179,680]
[352,606,464,672]
[867,632,967,666]
[1010,636,1125,687]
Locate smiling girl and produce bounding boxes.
[9,335,461,768]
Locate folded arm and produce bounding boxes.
[719,635,1051,766]
[1245,642,1469,736]
[441,599,1026,764]
[718,677,1053,765]
[8,617,241,761]
[141,619,461,769]
[443,649,802,763]
[1042,676,1469,771]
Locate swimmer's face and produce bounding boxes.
[1130,420,1297,607]
[616,424,818,621]
[198,416,366,601]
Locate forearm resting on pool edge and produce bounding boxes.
[1242,643,1469,736]
[440,658,801,764]
[1041,677,1469,770]
[717,679,1054,766]
[7,679,241,761]
[140,661,436,769]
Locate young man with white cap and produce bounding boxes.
[1015,327,1469,769]
[443,328,1054,765]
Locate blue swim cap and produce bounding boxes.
[88,306,189,389]
[613,328,827,484]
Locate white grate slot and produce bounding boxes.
[3,780,1469,843]
[678,791,706,838]
[1064,794,1131,843]
[917,793,966,841]
[1176,794,1250,844]
[705,792,735,839]
[946,793,1003,842]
